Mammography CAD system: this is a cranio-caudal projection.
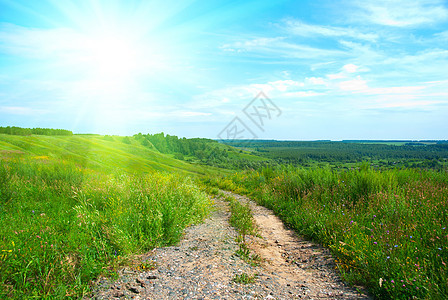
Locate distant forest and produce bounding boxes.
[132,133,271,170]
[0,126,73,136]
[221,139,448,169]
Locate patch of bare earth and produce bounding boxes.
[89,193,370,299]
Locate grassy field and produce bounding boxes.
[0,134,216,298]
[3,132,448,298]
[207,165,448,299]
[0,134,222,176]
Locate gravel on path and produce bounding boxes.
[89,193,370,299]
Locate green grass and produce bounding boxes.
[224,195,258,241]
[0,156,211,298]
[0,134,223,176]
[212,165,448,299]
[232,273,257,284]
[220,194,260,266]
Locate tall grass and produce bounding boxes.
[0,159,210,299]
[210,165,448,299]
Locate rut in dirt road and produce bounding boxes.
[90,192,370,299]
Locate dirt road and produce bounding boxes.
[90,192,370,299]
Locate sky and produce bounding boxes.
[0,0,447,140]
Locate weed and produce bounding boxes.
[225,195,258,241]
[233,273,257,284]
[235,243,261,267]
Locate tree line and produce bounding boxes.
[222,140,448,163]
[133,132,271,170]
[0,126,73,136]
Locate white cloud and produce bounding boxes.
[327,73,346,80]
[367,86,426,95]
[306,77,327,85]
[342,63,359,73]
[0,106,48,115]
[268,80,304,91]
[339,76,369,91]
[221,37,347,59]
[355,0,448,27]
[285,91,324,98]
[284,19,378,41]
[379,100,443,109]
[177,111,212,117]
[220,37,285,53]
[434,31,448,41]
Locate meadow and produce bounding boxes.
[0,133,213,299]
[207,165,448,299]
[2,130,448,299]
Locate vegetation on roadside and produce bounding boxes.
[225,195,258,241]
[0,159,210,298]
[209,165,448,299]
[221,194,260,267]
[232,273,257,284]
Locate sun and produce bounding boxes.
[82,32,141,82]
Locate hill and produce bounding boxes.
[0,134,220,175]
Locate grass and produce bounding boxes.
[221,194,260,267]
[0,158,210,299]
[0,133,224,176]
[225,195,258,241]
[232,273,257,284]
[211,165,448,299]
[234,242,261,267]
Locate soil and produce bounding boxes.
[88,192,370,299]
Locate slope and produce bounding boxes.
[0,134,223,175]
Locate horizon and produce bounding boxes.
[2,125,448,142]
[1,0,447,140]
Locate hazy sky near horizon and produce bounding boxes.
[0,0,447,140]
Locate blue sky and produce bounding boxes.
[0,0,447,140]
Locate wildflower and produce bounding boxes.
[374,242,377,245]
[394,245,398,248]
[391,280,394,283]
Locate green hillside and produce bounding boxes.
[0,134,222,175]
[0,131,230,298]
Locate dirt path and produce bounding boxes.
[90,193,370,299]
